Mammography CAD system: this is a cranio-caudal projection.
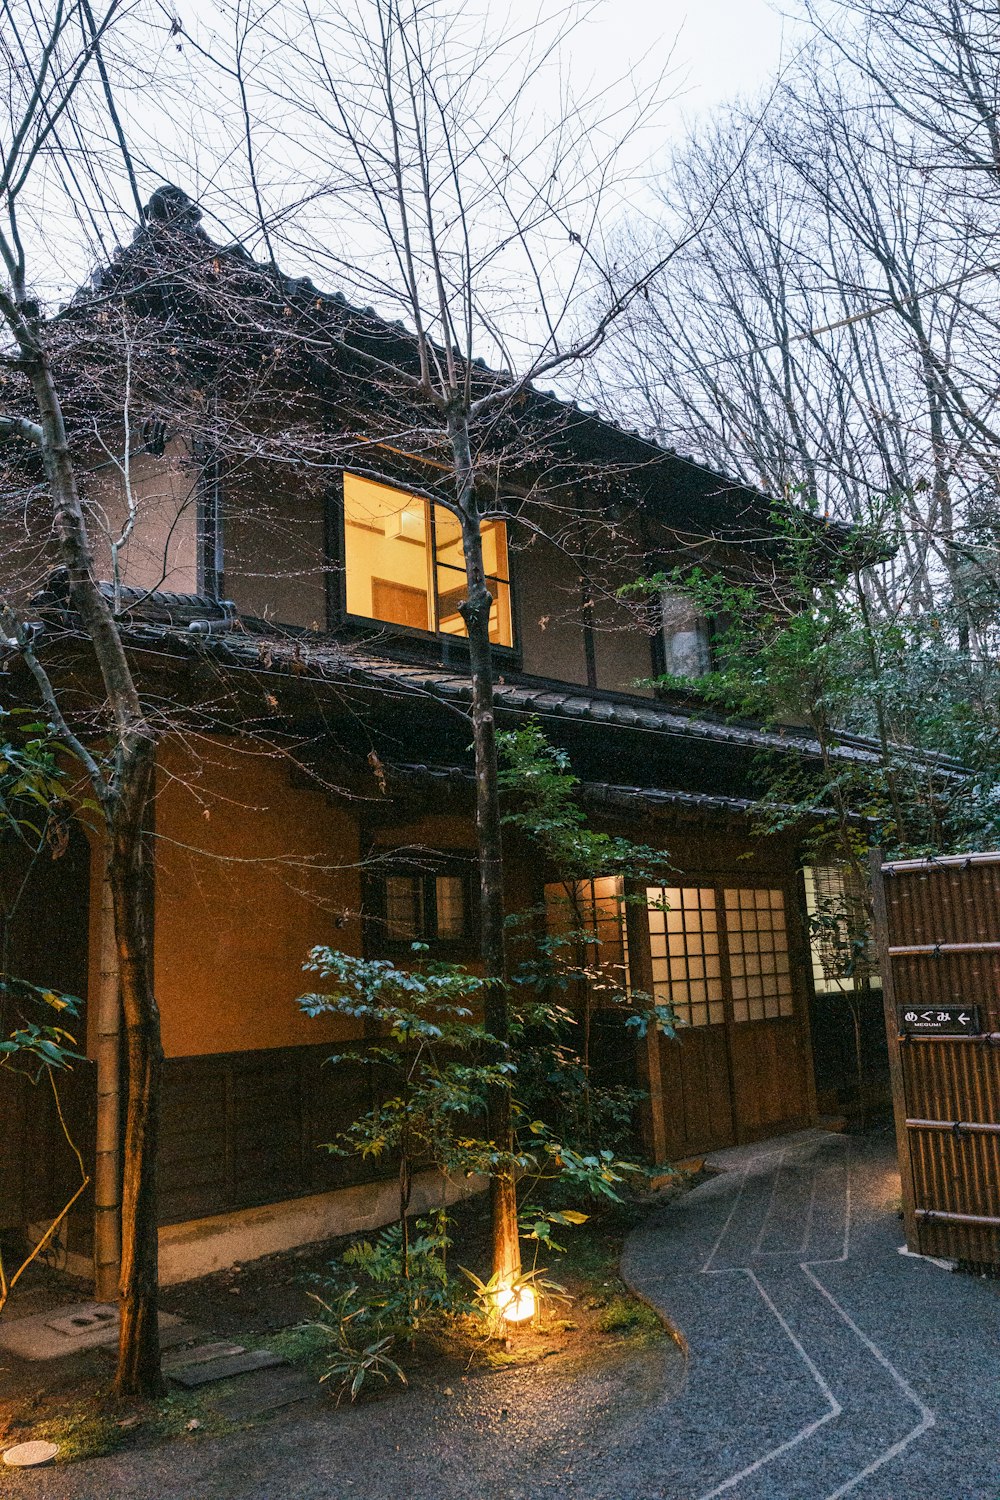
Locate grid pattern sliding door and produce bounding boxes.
[646,885,734,1152]
[646,886,724,1028]
[645,882,810,1154]
[724,887,794,1022]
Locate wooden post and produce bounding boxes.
[93,858,121,1301]
[625,880,669,1165]
[791,869,820,1127]
[869,847,919,1252]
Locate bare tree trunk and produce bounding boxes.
[19,332,164,1398]
[449,410,520,1288]
[108,740,164,1398]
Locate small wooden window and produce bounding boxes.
[646,885,725,1027]
[366,862,474,953]
[660,590,711,679]
[804,864,880,993]
[544,875,631,1003]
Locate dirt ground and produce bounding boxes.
[0,1186,688,1469]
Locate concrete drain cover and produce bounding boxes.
[0,1303,182,1361]
[44,1304,118,1339]
[3,1441,60,1468]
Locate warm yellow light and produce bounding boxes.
[496,1284,536,1324]
[384,507,425,542]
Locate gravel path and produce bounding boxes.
[622,1126,1000,1500]
[8,1127,1000,1499]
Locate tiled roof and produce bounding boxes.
[388,759,761,818]
[106,613,887,766]
[24,583,965,775]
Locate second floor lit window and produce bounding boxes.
[343,472,513,646]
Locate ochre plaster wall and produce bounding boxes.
[224,471,328,630]
[369,812,477,854]
[154,739,362,1057]
[591,597,655,697]
[82,438,199,595]
[515,533,589,684]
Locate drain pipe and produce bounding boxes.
[92,859,121,1302]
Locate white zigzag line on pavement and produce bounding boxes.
[801,1263,935,1500]
[694,1267,842,1500]
[693,1138,934,1500]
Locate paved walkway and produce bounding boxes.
[622,1126,1000,1500]
[8,1128,1000,1498]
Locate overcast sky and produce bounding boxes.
[22,0,796,312]
[539,0,792,129]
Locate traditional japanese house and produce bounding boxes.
[0,187,874,1291]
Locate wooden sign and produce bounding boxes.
[897,1003,982,1037]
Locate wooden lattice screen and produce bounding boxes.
[873,850,1000,1268]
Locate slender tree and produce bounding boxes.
[0,0,178,1397]
[182,0,715,1288]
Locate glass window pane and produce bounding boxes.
[433,509,513,647]
[385,875,423,940]
[433,506,463,563]
[344,473,432,630]
[436,566,467,635]
[435,876,466,940]
[480,518,510,581]
[487,579,513,645]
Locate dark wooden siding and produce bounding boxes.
[159,1044,383,1224]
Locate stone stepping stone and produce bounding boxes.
[3,1441,60,1468]
[162,1340,246,1371]
[204,1365,318,1422]
[166,1347,287,1388]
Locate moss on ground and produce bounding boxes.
[32,1410,124,1464]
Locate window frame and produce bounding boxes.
[543,874,633,1009]
[363,853,478,959]
[335,470,518,655]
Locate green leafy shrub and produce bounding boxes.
[308,1290,408,1403]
